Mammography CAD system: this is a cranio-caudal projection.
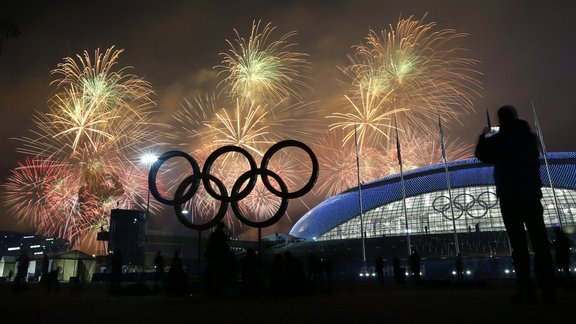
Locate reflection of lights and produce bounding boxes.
[182,210,189,215]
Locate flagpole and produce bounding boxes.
[531,101,563,227]
[438,114,460,256]
[394,118,411,256]
[354,124,367,265]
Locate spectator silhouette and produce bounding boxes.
[475,105,556,303]
[166,249,189,296]
[268,253,285,296]
[409,250,421,283]
[110,249,123,294]
[47,267,60,293]
[204,222,232,297]
[455,253,464,281]
[392,256,404,284]
[240,248,260,296]
[40,252,50,285]
[375,256,385,284]
[283,251,307,296]
[153,251,165,294]
[13,249,30,292]
[322,256,334,293]
[306,252,323,287]
[552,226,574,290]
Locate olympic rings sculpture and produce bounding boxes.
[148,140,319,230]
[432,192,498,221]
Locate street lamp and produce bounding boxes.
[140,153,159,219]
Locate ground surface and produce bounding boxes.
[1,279,575,323]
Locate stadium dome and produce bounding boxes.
[290,153,576,241]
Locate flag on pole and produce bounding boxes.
[532,101,562,226]
[395,118,402,165]
[532,103,547,153]
[438,115,447,162]
[354,123,361,167]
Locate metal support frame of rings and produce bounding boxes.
[432,191,498,221]
[148,140,319,230]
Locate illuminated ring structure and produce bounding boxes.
[148,140,319,230]
[432,192,499,221]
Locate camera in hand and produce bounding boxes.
[485,126,500,138]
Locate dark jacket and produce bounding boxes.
[474,119,542,200]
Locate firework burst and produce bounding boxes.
[326,84,407,150]
[312,129,473,198]
[216,20,310,106]
[311,130,387,197]
[334,14,482,142]
[3,47,162,254]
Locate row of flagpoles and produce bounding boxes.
[353,103,563,263]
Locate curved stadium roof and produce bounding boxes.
[290,152,576,240]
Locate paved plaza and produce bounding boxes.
[1,279,575,323]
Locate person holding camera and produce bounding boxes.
[475,105,555,304]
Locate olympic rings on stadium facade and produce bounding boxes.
[432,191,498,221]
[148,140,319,230]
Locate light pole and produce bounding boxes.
[140,153,159,219]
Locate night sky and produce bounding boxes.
[1,0,576,238]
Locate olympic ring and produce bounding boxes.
[148,150,201,206]
[148,140,318,229]
[173,173,228,230]
[202,145,258,203]
[260,140,318,199]
[231,168,289,228]
[432,191,498,221]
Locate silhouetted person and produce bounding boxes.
[13,249,29,292]
[240,248,260,296]
[306,252,323,286]
[455,253,464,281]
[110,249,123,294]
[552,227,574,289]
[409,250,421,283]
[40,252,50,286]
[322,256,334,293]
[392,256,404,284]
[268,253,285,296]
[153,251,165,293]
[475,105,556,303]
[375,256,384,284]
[166,249,189,296]
[47,267,60,293]
[204,222,232,297]
[283,251,307,296]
